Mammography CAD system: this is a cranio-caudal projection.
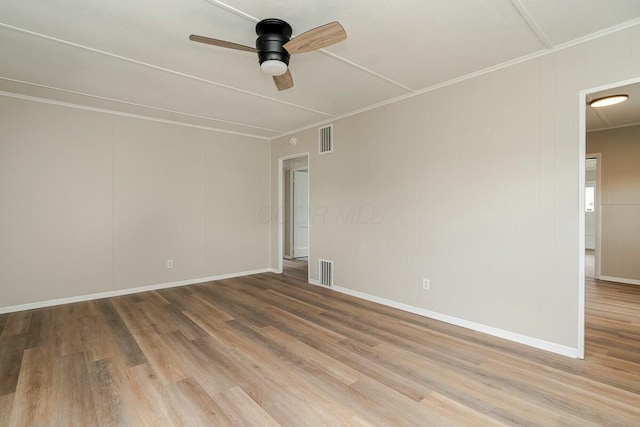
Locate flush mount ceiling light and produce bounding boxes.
[589,94,629,107]
[260,59,288,76]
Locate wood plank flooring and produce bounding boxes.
[283,258,308,281]
[1,274,639,426]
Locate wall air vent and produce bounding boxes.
[319,124,333,154]
[319,259,333,287]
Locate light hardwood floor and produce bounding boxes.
[1,274,639,426]
[283,258,308,282]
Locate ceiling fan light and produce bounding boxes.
[260,60,288,76]
[589,94,629,107]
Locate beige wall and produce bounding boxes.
[587,125,640,282]
[271,24,640,350]
[0,96,270,308]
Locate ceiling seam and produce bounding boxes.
[0,77,285,133]
[319,51,416,93]
[509,0,554,49]
[202,0,259,22]
[0,90,271,139]
[592,109,611,127]
[0,23,335,118]
[552,17,640,50]
[199,0,415,93]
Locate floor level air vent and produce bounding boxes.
[319,124,333,154]
[319,259,333,287]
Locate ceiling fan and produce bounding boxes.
[189,19,347,91]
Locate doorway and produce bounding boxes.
[278,153,309,281]
[579,77,640,359]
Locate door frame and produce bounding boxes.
[578,76,640,359]
[277,152,310,280]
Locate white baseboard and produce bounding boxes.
[0,268,271,314]
[3,270,578,359]
[599,275,640,286]
[307,280,577,359]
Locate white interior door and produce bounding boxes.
[585,180,596,250]
[293,170,309,258]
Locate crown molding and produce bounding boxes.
[274,19,640,140]
[0,90,271,140]
[587,122,640,133]
[0,77,284,135]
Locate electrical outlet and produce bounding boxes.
[422,278,430,290]
[167,259,173,269]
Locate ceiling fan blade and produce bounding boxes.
[189,35,257,53]
[273,69,294,91]
[284,22,346,55]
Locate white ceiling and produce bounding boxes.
[586,82,640,131]
[1,0,640,139]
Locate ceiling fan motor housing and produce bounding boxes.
[255,19,292,66]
